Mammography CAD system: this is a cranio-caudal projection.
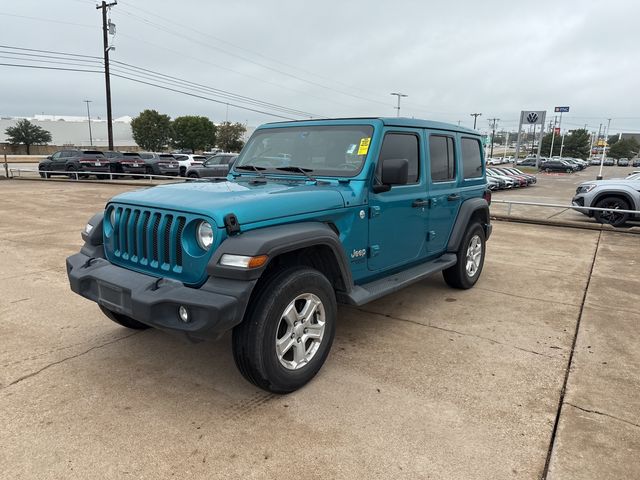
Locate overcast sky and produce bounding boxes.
[1,0,639,134]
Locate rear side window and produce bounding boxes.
[429,135,456,182]
[378,133,420,183]
[461,137,483,179]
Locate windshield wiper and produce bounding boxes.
[235,165,266,177]
[276,166,316,182]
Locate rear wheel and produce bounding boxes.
[179,166,187,177]
[99,306,150,330]
[144,166,154,178]
[66,165,78,179]
[188,172,199,179]
[593,196,630,227]
[232,266,336,393]
[566,168,572,173]
[443,222,486,289]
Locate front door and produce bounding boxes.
[368,129,428,271]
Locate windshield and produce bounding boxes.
[235,125,374,177]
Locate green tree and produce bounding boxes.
[607,135,619,146]
[608,138,640,159]
[216,122,247,152]
[541,129,590,159]
[131,109,172,151]
[4,119,52,154]
[171,116,216,152]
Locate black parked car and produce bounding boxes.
[540,160,577,173]
[39,150,107,178]
[138,152,181,176]
[186,153,238,178]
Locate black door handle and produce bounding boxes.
[447,194,461,201]
[412,199,429,208]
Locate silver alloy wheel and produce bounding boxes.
[275,293,326,370]
[465,235,482,277]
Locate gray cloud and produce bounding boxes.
[1,0,638,134]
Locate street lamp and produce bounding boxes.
[390,92,408,117]
[83,100,93,146]
[470,113,482,129]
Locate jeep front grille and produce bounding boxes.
[112,206,186,270]
[104,204,215,285]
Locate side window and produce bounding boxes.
[378,133,420,184]
[429,135,456,182]
[51,152,61,160]
[461,137,483,179]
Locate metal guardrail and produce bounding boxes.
[8,168,184,182]
[491,199,640,216]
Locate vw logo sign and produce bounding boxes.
[526,112,539,123]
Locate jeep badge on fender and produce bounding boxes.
[67,117,492,393]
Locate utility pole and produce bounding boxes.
[84,100,93,146]
[470,113,482,129]
[390,92,408,117]
[549,116,557,158]
[97,1,117,150]
[487,118,499,158]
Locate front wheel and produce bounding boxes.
[232,266,337,393]
[593,196,630,227]
[99,306,150,330]
[443,223,486,289]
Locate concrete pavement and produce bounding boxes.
[0,180,638,479]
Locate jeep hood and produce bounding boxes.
[110,179,349,226]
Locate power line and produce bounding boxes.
[0,45,321,119]
[0,62,101,74]
[116,5,391,108]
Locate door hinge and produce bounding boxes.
[369,206,381,218]
[427,230,437,241]
[369,245,380,257]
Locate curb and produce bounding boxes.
[492,214,640,235]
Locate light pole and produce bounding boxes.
[84,100,93,146]
[470,113,482,129]
[390,92,408,117]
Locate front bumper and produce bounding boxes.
[66,251,255,342]
[571,195,591,216]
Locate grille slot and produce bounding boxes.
[112,207,188,273]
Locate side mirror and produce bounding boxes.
[373,158,409,193]
[46,155,52,160]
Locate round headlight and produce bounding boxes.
[196,221,214,250]
[110,208,116,226]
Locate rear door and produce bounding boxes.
[367,129,428,271]
[425,132,461,254]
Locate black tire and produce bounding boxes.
[232,266,337,393]
[66,165,78,179]
[179,166,187,177]
[144,166,154,179]
[39,170,50,179]
[544,168,551,173]
[566,168,572,173]
[593,196,630,227]
[99,306,150,330]
[443,222,486,289]
[188,172,199,178]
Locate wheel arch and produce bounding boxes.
[592,190,637,211]
[447,198,491,253]
[207,222,353,293]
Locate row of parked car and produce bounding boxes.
[515,156,590,173]
[588,157,640,167]
[37,150,239,179]
[486,167,537,190]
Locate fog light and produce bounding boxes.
[178,305,190,323]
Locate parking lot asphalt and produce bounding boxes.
[0,180,638,479]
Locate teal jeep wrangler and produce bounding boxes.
[67,118,491,393]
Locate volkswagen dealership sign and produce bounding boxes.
[514,110,547,167]
[521,110,546,125]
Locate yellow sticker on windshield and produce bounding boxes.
[357,137,371,155]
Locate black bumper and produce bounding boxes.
[66,252,255,342]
